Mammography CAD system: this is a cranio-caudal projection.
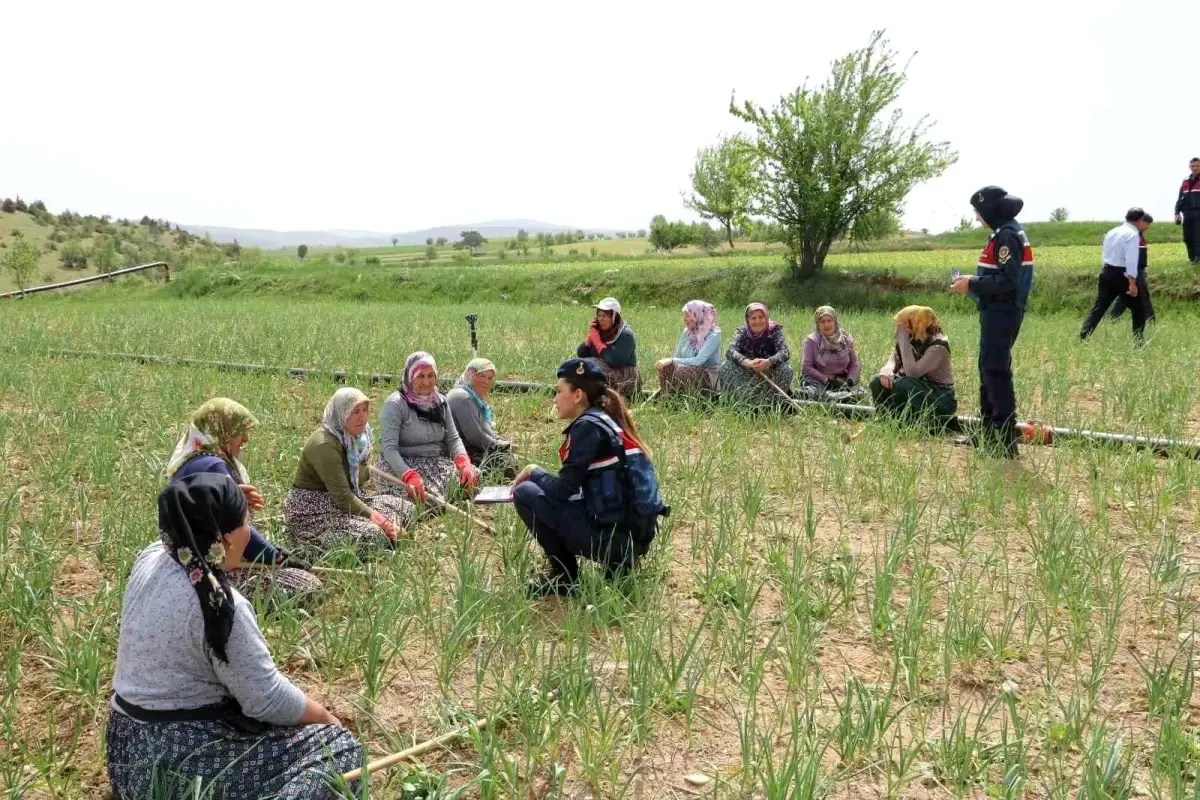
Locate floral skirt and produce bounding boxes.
[106,707,361,800]
[283,487,412,558]
[374,454,457,501]
[585,358,643,397]
[717,360,794,407]
[657,362,719,394]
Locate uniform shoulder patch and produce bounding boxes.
[998,245,1011,264]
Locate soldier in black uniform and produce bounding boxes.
[1176,157,1200,264]
[950,186,1034,458]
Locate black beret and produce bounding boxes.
[556,358,607,384]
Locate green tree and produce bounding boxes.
[730,31,956,277]
[93,237,120,277]
[648,215,693,252]
[684,133,757,248]
[425,237,434,246]
[2,232,40,292]
[297,244,309,259]
[424,245,438,262]
[59,240,88,269]
[435,237,447,247]
[392,237,399,247]
[1050,207,1069,223]
[516,228,530,255]
[455,230,487,254]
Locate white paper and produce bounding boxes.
[473,486,514,504]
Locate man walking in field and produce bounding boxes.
[1080,208,1154,342]
[951,186,1033,459]
[1176,157,1200,264]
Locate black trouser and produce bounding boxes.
[1184,213,1200,262]
[1107,268,1154,326]
[1080,266,1145,341]
[978,306,1022,449]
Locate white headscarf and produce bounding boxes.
[322,387,372,493]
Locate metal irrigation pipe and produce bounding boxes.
[0,261,169,299]
[33,347,1200,459]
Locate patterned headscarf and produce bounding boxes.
[682,300,717,351]
[402,352,444,409]
[893,305,942,343]
[323,387,372,493]
[158,473,247,663]
[457,358,496,425]
[743,302,780,340]
[812,305,852,354]
[166,398,258,482]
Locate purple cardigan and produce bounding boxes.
[801,335,860,385]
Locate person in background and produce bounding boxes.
[656,299,721,394]
[106,474,361,799]
[951,185,1034,459]
[512,359,665,597]
[718,302,794,407]
[1084,207,1155,341]
[576,297,641,396]
[869,305,957,431]
[1175,157,1200,264]
[285,388,412,557]
[166,398,320,598]
[446,358,518,479]
[799,305,862,399]
[375,352,479,505]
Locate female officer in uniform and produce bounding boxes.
[512,358,662,597]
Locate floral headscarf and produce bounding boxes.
[457,358,496,425]
[323,387,372,493]
[402,352,444,410]
[743,302,780,340]
[893,305,942,343]
[158,473,247,663]
[166,398,258,482]
[811,305,852,354]
[682,300,717,350]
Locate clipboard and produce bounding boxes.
[473,486,514,505]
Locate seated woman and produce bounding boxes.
[513,358,666,597]
[376,352,480,504]
[166,398,320,598]
[656,300,721,394]
[800,306,863,398]
[446,358,518,478]
[717,302,794,406]
[285,387,412,556]
[869,305,958,430]
[575,297,641,396]
[106,473,361,799]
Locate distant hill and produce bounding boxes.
[181,219,620,249]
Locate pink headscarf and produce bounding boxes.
[682,300,717,351]
[402,351,443,410]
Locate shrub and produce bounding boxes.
[297,244,309,259]
[59,241,88,270]
[424,245,437,262]
[0,198,15,213]
[365,255,381,265]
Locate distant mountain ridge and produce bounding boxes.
[181,219,618,249]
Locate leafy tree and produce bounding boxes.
[1,232,40,291]
[730,31,956,276]
[435,237,447,247]
[955,216,973,232]
[424,245,437,262]
[1050,207,1069,223]
[425,237,433,246]
[0,198,14,213]
[59,241,88,269]
[93,237,120,276]
[684,133,757,248]
[297,244,309,259]
[392,237,399,247]
[636,229,647,238]
[850,207,901,242]
[455,230,487,254]
[694,221,722,254]
[516,229,530,255]
[648,215,694,252]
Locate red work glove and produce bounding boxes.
[369,510,398,541]
[454,453,480,489]
[586,324,607,353]
[401,469,428,502]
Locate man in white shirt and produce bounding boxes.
[1080,208,1153,342]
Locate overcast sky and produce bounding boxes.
[1,0,1192,234]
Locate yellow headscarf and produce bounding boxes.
[893,306,941,343]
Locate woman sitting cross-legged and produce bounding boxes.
[869,305,958,431]
[166,397,321,598]
[446,358,518,479]
[284,388,412,557]
[717,301,794,407]
[576,296,642,397]
[106,473,362,800]
[799,305,863,399]
[655,299,722,394]
[376,351,480,505]
[512,358,667,598]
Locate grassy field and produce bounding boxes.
[6,296,1200,798]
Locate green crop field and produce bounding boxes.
[6,292,1200,798]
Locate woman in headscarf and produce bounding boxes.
[655,299,722,394]
[284,387,413,556]
[446,357,518,479]
[869,305,958,430]
[576,297,642,397]
[717,301,794,407]
[800,306,863,399]
[376,352,479,505]
[106,473,362,799]
[166,398,321,598]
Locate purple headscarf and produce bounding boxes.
[402,352,443,410]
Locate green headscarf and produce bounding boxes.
[166,398,258,481]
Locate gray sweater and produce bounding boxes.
[379,390,467,476]
[111,543,306,726]
[446,387,506,452]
